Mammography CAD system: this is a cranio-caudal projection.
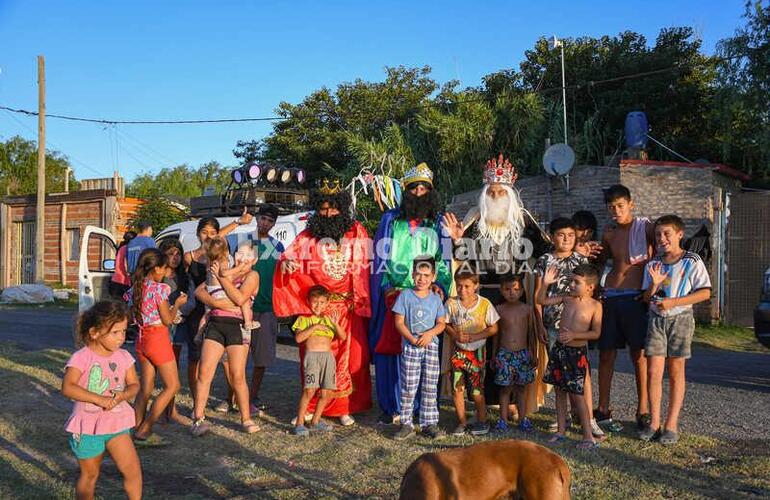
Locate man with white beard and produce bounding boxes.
[442,154,549,412]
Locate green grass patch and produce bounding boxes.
[694,324,768,353]
[0,342,768,499]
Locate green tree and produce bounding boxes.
[129,197,187,232]
[0,136,77,195]
[126,161,231,199]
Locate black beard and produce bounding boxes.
[399,189,438,221]
[307,212,354,241]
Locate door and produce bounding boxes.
[16,221,35,284]
[725,191,770,325]
[78,226,117,312]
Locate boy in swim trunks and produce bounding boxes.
[445,270,499,436]
[492,274,536,433]
[291,285,345,436]
[540,264,603,449]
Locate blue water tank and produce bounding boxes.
[625,111,649,149]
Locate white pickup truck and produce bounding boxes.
[78,212,310,311]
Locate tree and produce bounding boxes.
[715,0,770,179]
[0,136,77,195]
[129,197,187,233]
[126,161,231,199]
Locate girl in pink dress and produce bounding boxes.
[61,301,142,500]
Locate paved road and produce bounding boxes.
[1,305,768,440]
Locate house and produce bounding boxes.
[0,176,142,288]
[447,160,768,325]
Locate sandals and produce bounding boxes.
[133,433,169,447]
[548,434,566,444]
[242,420,260,434]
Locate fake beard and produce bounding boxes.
[306,212,354,242]
[477,184,526,246]
[399,189,438,221]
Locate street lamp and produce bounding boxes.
[549,35,568,145]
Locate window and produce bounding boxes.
[68,228,80,261]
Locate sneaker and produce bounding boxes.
[291,425,310,437]
[493,419,510,433]
[251,398,268,411]
[422,424,446,439]
[469,421,490,436]
[638,426,661,442]
[311,421,333,433]
[549,416,572,432]
[637,413,652,431]
[393,424,415,441]
[590,419,606,438]
[659,429,679,446]
[290,414,313,426]
[190,417,210,437]
[339,415,355,427]
[594,409,623,432]
[452,423,467,436]
[518,417,534,433]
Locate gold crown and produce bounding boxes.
[483,154,517,186]
[401,162,434,188]
[317,178,343,195]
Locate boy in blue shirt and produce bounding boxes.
[125,221,156,276]
[392,256,447,440]
[640,215,711,445]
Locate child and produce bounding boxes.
[639,215,711,445]
[535,217,603,438]
[124,248,186,445]
[539,264,603,449]
[392,256,448,441]
[204,238,259,339]
[291,285,346,436]
[572,210,602,261]
[62,301,142,500]
[492,274,537,433]
[445,270,499,436]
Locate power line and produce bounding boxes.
[0,52,746,126]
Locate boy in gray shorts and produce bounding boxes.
[291,286,345,436]
[640,215,711,445]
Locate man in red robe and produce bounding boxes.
[273,179,372,425]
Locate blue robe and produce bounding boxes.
[368,208,452,417]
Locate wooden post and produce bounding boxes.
[34,55,46,283]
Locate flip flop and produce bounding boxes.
[133,434,170,447]
[548,434,567,444]
[242,420,260,434]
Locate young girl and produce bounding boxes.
[192,239,260,436]
[61,301,142,500]
[159,239,197,425]
[124,248,187,445]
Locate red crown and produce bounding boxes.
[483,154,517,186]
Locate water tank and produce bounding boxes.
[625,111,649,149]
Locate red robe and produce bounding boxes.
[273,221,372,416]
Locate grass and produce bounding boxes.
[1,343,769,499]
[693,324,767,353]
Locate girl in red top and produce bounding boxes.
[125,248,187,445]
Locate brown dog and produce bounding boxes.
[398,439,570,500]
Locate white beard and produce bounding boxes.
[477,184,526,246]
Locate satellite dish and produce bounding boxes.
[542,143,575,176]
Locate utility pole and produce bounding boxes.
[35,55,45,283]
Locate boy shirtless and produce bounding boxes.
[540,264,603,448]
[596,185,655,431]
[291,285,345,436]
[492,274,536,433]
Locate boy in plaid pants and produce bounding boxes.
[392,256,448,440]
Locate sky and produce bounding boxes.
[0,0,747,184]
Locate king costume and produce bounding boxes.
[369,163,453,421]
[273,181,372,417]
